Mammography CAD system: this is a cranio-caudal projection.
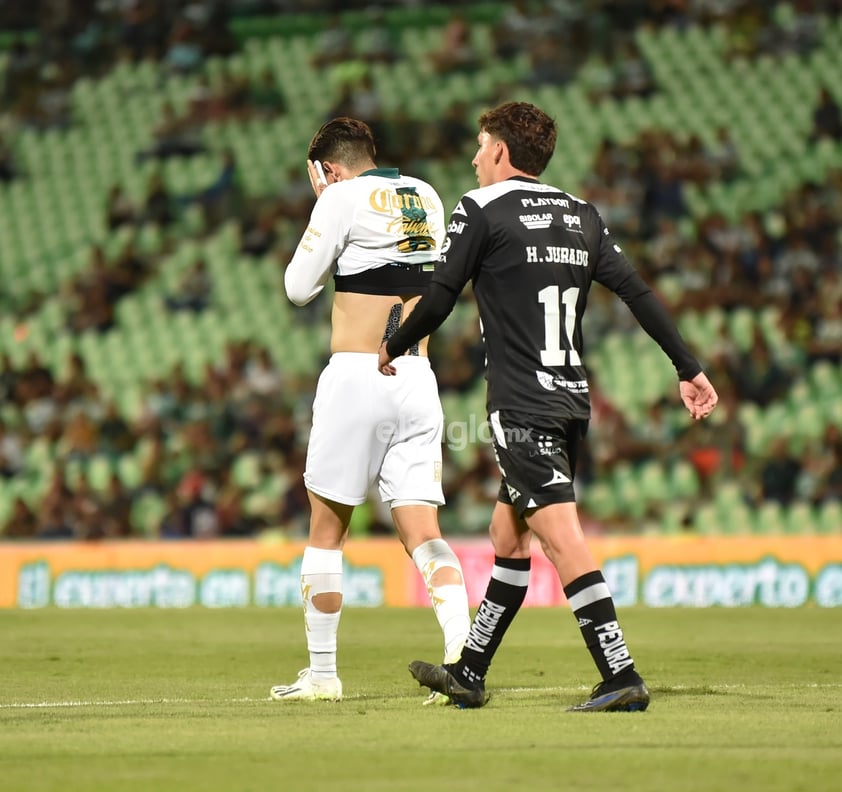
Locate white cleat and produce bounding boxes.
[270,669,343,702]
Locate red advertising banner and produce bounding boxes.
[1,534,841,609]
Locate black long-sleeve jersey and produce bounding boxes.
[386,176,702,419]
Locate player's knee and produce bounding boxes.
[411,538,464,589]
[428,564,463,588]
[311,591,342,613]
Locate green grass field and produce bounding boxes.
[2,606,841,792]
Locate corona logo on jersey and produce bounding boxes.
[369,186,436,252]
[368,187,438,213]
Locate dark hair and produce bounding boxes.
[477,102,556,176]
[307,117,377,167]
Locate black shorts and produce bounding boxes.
[489,410,588,517]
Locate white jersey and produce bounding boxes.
[284,168,447,305]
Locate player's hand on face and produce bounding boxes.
[680,372,719,420]
[307,160,329,198]
[378,342,396,376]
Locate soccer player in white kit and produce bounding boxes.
[270,117,470,702]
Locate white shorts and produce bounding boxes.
[304,353,444,506]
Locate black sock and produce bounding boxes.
[564,570,637,683]
[452,556,531,687]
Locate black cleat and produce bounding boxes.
[568,675,650,712]
[409,661,489,709]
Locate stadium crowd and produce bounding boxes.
[1,0,841,540]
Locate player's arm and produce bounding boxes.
[380,197,487,371]
[594,219,701,380]
[284,187,348,306]
[593,216,718,418]
[385,281,461,359]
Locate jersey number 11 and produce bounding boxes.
[538,285,581,367]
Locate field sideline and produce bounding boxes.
[2,606,841,792]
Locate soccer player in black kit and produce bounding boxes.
[378,101,718,711]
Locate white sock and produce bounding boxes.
[411,539,471,664]
[300,546,343,680]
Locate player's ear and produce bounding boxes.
[493,141,505,165]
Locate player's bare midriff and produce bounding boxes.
[330,292,429,355]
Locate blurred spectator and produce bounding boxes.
[110,239,151,298]
[163,17,203,75]
[525,32,576,86]
[137,431,168,494]
[426,101,474,162]
[158,491,187,538]
[57,352,95,405]
[580,52,616,102]
[215,471,262,536]
[190,148,243,226]
[277,449,310,536]
[810,87,842,143]
[38,464,75,539]
[704,127,741,183]
[0,418,25,479]
[71,472,108,540]
[15,349,55,412]
[34,61,73,130]
[445,445,500,516]
[429,15,480,75]
[356,9,399,65]
[142,171,175,227]
[57,408,99,462]
[165,258,212,313]
[65,269,116,334]
[726,325,793,407]
[174,470,220,538]
[241,207,281,257]
[244,346,283,398]
[1,496,39,539]
[808,296,842,363]
[0,133,21,183]
[101,473,135,537]
[611,38,654,98]
[433,333,483,394]
[681,387,747,496]
[248,68,288,118]
[759,436,802,506]
[492,0,536,60]
[0,353,19,404]
[105,184,137,230]
[311,15,354,70]
[119,0,168,62]
[795,424,842,504]
[641,159,688,238]
[136,101,206,163]
[98,400,137,458]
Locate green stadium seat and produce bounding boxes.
[753,501,787,535]
[637,460,671,506]
[231,451,263,489]
[130,492,167,537]
[582,480,620,522]
[117,453,143,489]
[669,460,700,501]
[693,502,721,535]
[815,500,841,535]
[86,454,115,492]
[784,502,817,535]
